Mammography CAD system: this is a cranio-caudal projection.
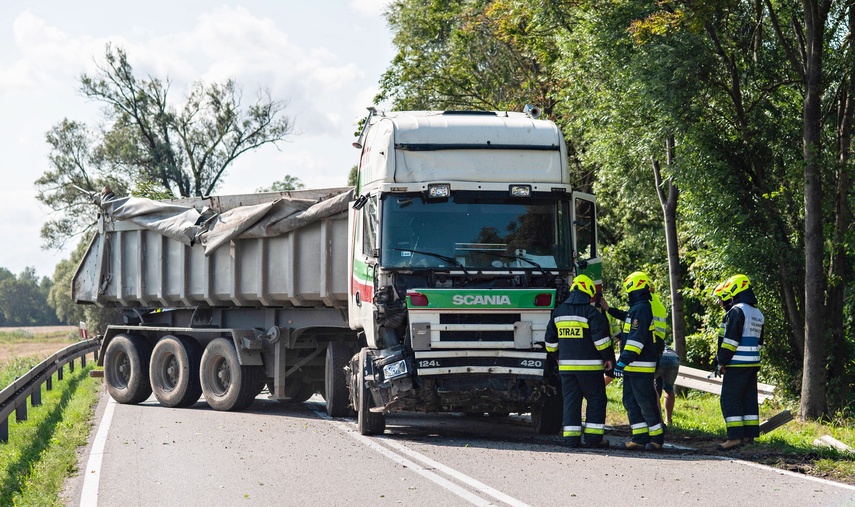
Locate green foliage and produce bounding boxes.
[0,356,41,390]
[347,165,358,187]
[256,175,305,192]
[684,331,716,370]
[379,0,564,115]
[36,43,294,249]
[379,0,855,415]
[0,268,60,326]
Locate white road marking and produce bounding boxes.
[382,438,534,507]
[80,397,116,507]
[310,406,532,507]
[726,456,855,491]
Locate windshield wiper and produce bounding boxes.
[392,248,472,281]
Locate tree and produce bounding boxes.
[652,136,687,360]
[348,165,358,187]
[379,0,565,117]
[0,268,59,326]
[36,44,294,249]
[256,175,305,192]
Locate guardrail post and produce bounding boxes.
[32,382,42,407]
[1,418,7,443]
[15,398,27,422]
[81,354,87,367]
[69,357,75,373]
[46,372,53,391]
[57,363,64,381]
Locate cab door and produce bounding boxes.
[571,192,601,289]
[348,192,380,347]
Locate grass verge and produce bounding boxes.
[605,381,855,485]
[0,360,100,507]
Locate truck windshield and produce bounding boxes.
[380,192,572,270]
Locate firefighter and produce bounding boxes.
[715,274,765,451]
[649,284,676,426]
[603,271,665,451]
[544,274,615,449]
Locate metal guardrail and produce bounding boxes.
[674,365,792,434]
[674,365,776,402]
[0,338,100,443]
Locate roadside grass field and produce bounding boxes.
[0,328,100,507]
[605,381,855,485]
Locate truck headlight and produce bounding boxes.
[382,359,409,380]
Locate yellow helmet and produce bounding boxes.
[570,274,596,298]
[723,274,750,299]
[622,271,650,295]
[713,281,732,301]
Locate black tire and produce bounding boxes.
[104,334,153,404]
[532,388,563,435]
[200,338,262,411]
[324,341,352,417]
[149,335,203,408]
[488,411,511,418]
[356,348,385,435]
[275,380,315,403]
[291,382,316,403]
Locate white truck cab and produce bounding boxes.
[346,109,600,435]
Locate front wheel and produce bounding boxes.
[200,338,261,411]
[356,348,385,435]
[324,341,352,417]
[149,335,203,408]
[532,380,563,435]
[104,334,153,404]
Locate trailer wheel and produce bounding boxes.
[356,348,385,435]
[200,338,261,411]
[531,388,563,435]
[150,335,203,408]
[324,341,352,417]
[104,334,153,404]
[274,380,315,403]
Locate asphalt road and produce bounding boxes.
[64,389,855,507]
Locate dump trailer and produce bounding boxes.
[73,187,359,412]
[74,108,601,436]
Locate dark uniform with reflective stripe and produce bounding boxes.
[545,288,614,446]
[608,288,665,446]
[717,288,764,440]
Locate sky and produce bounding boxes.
[0,0,395,279]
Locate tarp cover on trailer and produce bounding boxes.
[97,187,354,255]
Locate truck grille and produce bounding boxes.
[438,313,519,342]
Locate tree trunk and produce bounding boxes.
[652,135,686,361]
[799,0,829,420]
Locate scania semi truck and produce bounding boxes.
[73,108,601,435]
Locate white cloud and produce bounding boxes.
[0,2,395,276]
[0,11,100,94]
